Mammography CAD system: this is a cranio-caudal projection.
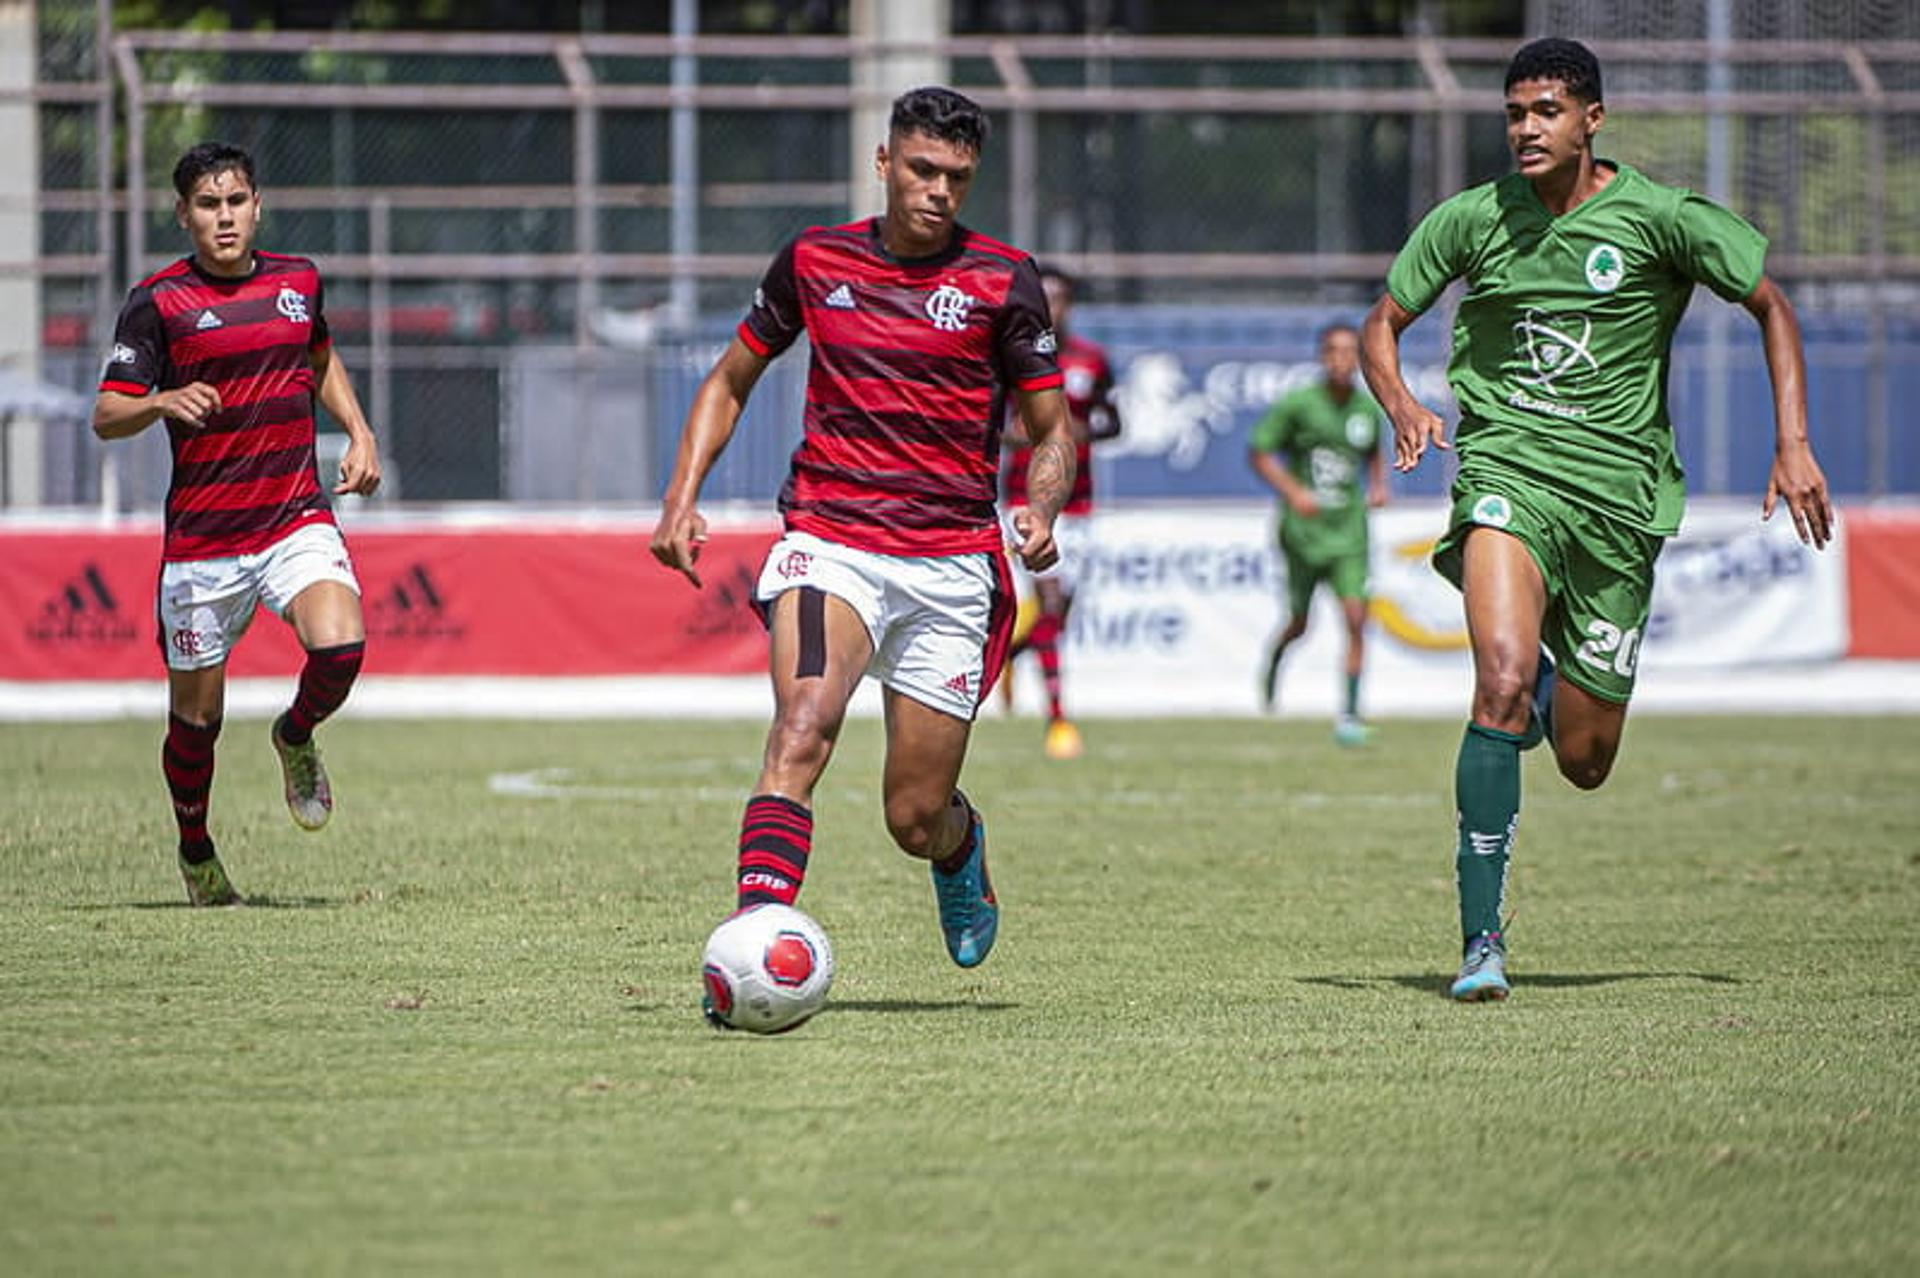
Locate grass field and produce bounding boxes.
[2,713,1916,1276]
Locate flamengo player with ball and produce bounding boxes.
[651,87,1074,1031]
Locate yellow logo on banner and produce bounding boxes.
[1369,536,1469,651]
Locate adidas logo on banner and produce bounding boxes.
[823,283,856,310]
[27,561,137,645]
[369,563,466,640]
[196,310,223,330]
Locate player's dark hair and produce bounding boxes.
[1318,321,1359,345]
[1505,38,1603,104]
[173,142,257,197]
[1038,264,1077,295]
[888,86,990,155]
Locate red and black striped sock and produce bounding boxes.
[163,714,221,864]
[736,794,812,909]
[279,641,365,746]
[1029,613,1065,720]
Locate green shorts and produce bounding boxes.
[1432,476,1665,704]
[1280,538,1370,620]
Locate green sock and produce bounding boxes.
[1344,673,1361,718]
[1455,722,1522,941]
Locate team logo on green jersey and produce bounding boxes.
[1584,244,1626,293]
[1470,494,1513,528]
[1345,413,1375,449]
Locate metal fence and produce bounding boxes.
[6,13,1919,508]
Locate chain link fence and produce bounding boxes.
[7,2,1918,510]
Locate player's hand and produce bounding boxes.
[1290,492,1323,519]
[650,503,710,587]
[335,434,382,496]
[159,381,222,428]
[1368,482,1390,509]
[1763,439,1833,550]
[1389,403,1449,472]
[1008,505,1059,573]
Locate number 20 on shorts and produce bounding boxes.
[1576,619,1642,677]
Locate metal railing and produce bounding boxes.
[6,27,1917,504]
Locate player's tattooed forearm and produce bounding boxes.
[1026,434,1077,520]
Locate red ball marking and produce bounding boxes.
[763,932,817,987]
[702,964,734,1014]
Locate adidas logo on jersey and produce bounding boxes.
[195,310,223,330]
[823,283,856,310]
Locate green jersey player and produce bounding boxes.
[1247,323,1388,745]
[1359,38,1833,1001]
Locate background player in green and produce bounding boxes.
[1359,38,1834,1001]
[1247,322,1387,746]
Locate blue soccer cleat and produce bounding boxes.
[930,805,998,968]
[1519,649,1556,752]
[1450,931,1510,1002]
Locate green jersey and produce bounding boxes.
[1248,382,1384,559]
[1386,162,1767,534]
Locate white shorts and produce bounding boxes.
[158,522,361,671]
[755,531,1015,721]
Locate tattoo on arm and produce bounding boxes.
[1025,433,1077,522]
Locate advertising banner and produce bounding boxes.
[0,523,780,680]
[1843,509,1920,659]
[1008,500,1850,718]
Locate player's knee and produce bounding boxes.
[765,709,837,776]
[1557,750,1614,791]
[1471,675,1530,728]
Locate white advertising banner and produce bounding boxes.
[1006,500,1848,719]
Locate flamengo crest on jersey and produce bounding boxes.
[923,284,976,332]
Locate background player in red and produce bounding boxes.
[651,87,1075,986]
[92,142,381,906]
[1001,266,1123,759]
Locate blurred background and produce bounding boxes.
[3,0,1916,515]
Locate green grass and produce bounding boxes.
[2,715,1916,1276]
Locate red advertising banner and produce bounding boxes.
[0,524,779,679]
[1845,509,1920,659]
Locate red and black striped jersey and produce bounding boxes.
[737,218,1062,557]
[1004,332,1117,516]
[101,252,334,562]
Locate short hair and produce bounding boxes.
[173,142,257,198]
[889,86,990,155]
[1505,38,1603,105]
[1318,321,1359,346]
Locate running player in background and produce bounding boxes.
[650,87,1073,989]
[1247,322,1387,746]
[1001,265,1122,760]
[93,142,381,907]
[1360,39,1833,1000]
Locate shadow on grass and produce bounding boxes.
[622,999,1020,1017]
[830,999,1021,1014]
[72,895,346,911]
[1298,972,1743,998]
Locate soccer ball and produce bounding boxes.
[701,904,835,1034]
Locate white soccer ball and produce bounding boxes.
[700,904,835,1034]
